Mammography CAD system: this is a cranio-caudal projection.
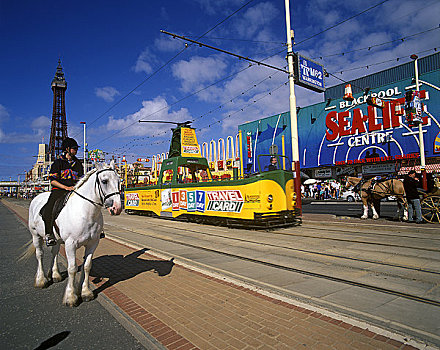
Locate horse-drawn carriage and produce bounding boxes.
[345,173,440,223]
[420,173,440,223]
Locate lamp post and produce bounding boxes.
[285,0,302,212]
[80,122,87,173]
[17,173,26,198]
[410,54,427,190]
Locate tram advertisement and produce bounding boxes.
[181,127,201,157]
[157,188,245,214]
[125,176,294,222]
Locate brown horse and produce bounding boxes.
[345,177,408,220]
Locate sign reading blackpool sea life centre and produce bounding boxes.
[238,53,440,174]
[294,53,325,93]
[320,87,431,167]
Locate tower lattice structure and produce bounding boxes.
[48,60,68,159]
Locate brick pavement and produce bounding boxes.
[2,199,426,350]
[88,238,420,350]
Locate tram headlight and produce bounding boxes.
[267,194,273,203]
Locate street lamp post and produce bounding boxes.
[410,54,427,190]
[285,0,302,212]
[80,122,87,173]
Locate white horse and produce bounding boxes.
[26,161,122,307]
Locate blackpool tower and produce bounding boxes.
[48,60,68,159]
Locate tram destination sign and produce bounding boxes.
[294,53,325,93]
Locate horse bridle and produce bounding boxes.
[73,168,121,208]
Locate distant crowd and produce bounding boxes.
[301,180,341,200]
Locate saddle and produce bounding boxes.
[39,191,72,222]
[52,192,72,220]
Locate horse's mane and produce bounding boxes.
[74,168,99,190]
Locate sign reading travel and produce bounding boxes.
[294,53,325,93]
[181,127,201,157]
[206,190,244,213]
[126,193,140,207]
[164,189,244,214]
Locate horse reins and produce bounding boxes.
[72,168,120,208]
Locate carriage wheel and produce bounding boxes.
[421,195,440,223]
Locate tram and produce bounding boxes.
[124,124,300,228]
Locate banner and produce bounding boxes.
[88,149,104,162]
[181,127,201,157]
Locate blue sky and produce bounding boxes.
[1,0,439,180]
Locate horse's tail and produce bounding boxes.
[18,240,35,262]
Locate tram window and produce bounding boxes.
[177,165,211,183]
[162,169,174,184]
[260,155,291,172]
[177,166,191,183]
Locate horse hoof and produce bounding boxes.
[373,216,379,220]
[50,272,63,283]
[34,277,49,289]
[360,216,367,220]
[81,293,94,302]
[52,275,63,283]
[63,300,79,308]
[63,295,79,307]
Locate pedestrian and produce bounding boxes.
[40,137,84,246]
[403,170,423,223]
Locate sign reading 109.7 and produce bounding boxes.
[294,53,325,93]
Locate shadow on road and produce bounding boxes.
[33,331,70,350]
[90,248,174,296]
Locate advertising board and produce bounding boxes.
[239,54,440,174]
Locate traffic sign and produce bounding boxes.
[294,53,325,93]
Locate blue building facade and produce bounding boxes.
[239,53,440,178]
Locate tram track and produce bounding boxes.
[104,216,440,308]
[289,223,440,241]
[112,218,440,275]
[256,230,440,253]
[5,199,440,308]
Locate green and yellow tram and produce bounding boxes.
[124,124,300,228]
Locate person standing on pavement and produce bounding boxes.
[403,170,423,223]
[40,137,84,246]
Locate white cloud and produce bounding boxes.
[234,2,279,38]
[154,36,183,52]
[106,96,192,137]
[0,128,5,143]
[0,104,10,122]
[193,0,243,15]
[171,55,228,92]
[0,115,50,144]
[31,115,50,129]
[133,48,157,74]
[95,86,120,102]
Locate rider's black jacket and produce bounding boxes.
[48,153,84,189]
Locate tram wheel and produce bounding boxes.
[421,195,440,223]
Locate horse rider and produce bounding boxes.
[40,137,84,246]
[403,170,423,224]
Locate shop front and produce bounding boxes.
[239,53,440,181]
